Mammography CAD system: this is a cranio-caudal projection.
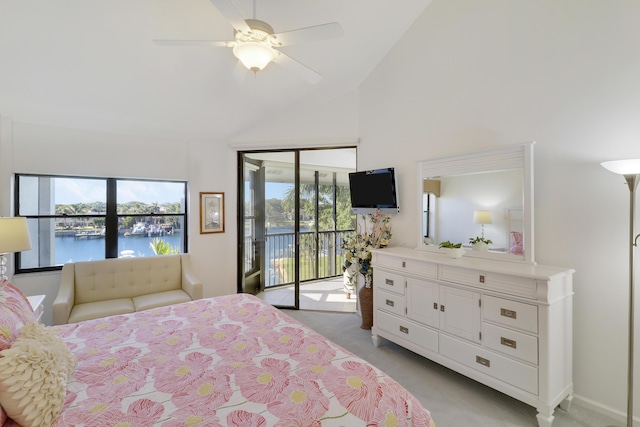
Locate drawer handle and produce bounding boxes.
[479,275,485,283]
[476,356,491,368]
[402,261,406,268]
[500,308,517,319]
[385,279,394,286]
[399,325,409,334]
[386,299,395,307]
[500,337,517,349]
[433,302,438,310]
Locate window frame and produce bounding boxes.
[14,174,188,273]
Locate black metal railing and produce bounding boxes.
[244,229,355,288]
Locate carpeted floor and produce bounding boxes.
[281,309,619,427]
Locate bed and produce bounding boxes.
[0,280,435,427]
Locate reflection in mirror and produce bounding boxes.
[418,143,534,264]
[425,169,522,251]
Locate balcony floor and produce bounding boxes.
[257,277,357,313]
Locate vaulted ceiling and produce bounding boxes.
[0,0,432,141]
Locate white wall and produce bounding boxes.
[358,0,640,421]
[0,91,359,325]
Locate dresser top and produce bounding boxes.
[372,246,574,280]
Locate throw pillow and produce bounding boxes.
[0,280,36,424]
[0,321,76,427]
[0,280,35,351]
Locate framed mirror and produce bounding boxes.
[417,143,535,264]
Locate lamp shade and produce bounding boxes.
[473,210,492,225]
[233,42,276,72]
[601,159,640,175]
[423,179,441,197]
[0,217,32,253]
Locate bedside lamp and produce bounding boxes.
[601,158,640,427]
[473,210,492,239]
[0,217,32,281]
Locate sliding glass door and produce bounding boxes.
[237,147,356,310]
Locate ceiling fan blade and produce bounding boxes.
[272,52,322,84]
[273,22,343,46]
[153,39,230,47]
[208,0,251,33]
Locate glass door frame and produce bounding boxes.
[237,146,357,310]
[237,150,300,309]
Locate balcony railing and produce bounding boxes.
[244,229,355,289]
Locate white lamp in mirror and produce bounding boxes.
[473,210,492,239]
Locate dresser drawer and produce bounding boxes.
[485,272,537,299]
[376,310,438,354]
[439,266,537,299]
[484,295,538,334]
[440,334,538,395]
[376,289,405,317]
[483,322,538,365]
[439,265,485,287]
[375,254,437,279]
[403,259,437,279]
[374,270,405,295]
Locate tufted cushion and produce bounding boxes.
[73,255,182,304]
[0,321,76,427]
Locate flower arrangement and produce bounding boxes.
[341,212,392,287]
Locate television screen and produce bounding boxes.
[348,168,399,212]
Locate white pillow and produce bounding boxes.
[0,321,76,427]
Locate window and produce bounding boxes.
[15,175,188,273]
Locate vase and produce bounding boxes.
[359,277,374,330]
[445,247,465,259]
[471,242,489,252]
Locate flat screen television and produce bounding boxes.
[348,167,399,214]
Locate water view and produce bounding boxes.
[55,233,184,264]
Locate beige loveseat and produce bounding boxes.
[53,254,202,325]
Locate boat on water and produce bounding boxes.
[147,224,165,237]
[75,228,105,239]
[126,222,166,237]
[128,222,147,236]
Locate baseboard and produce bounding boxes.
[572,393,634,425]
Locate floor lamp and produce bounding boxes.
[602,159,640,427]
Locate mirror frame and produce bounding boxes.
[416,142,535,264]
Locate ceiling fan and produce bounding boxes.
[153,0,344,83]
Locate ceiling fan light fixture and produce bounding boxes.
[233,42,276,72]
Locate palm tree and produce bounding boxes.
[281,181,355,279]
[149,238,179,255]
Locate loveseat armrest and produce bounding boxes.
[53,263,76,325]
[181,254,203,300]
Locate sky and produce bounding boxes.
[55,178,185,205]
[57,179,286,206]
[265,183,291,200]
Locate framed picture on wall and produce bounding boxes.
[200,192,224,234]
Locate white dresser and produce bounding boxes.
[371,247,574,427]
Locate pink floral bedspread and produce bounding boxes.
[45,294,434,426]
